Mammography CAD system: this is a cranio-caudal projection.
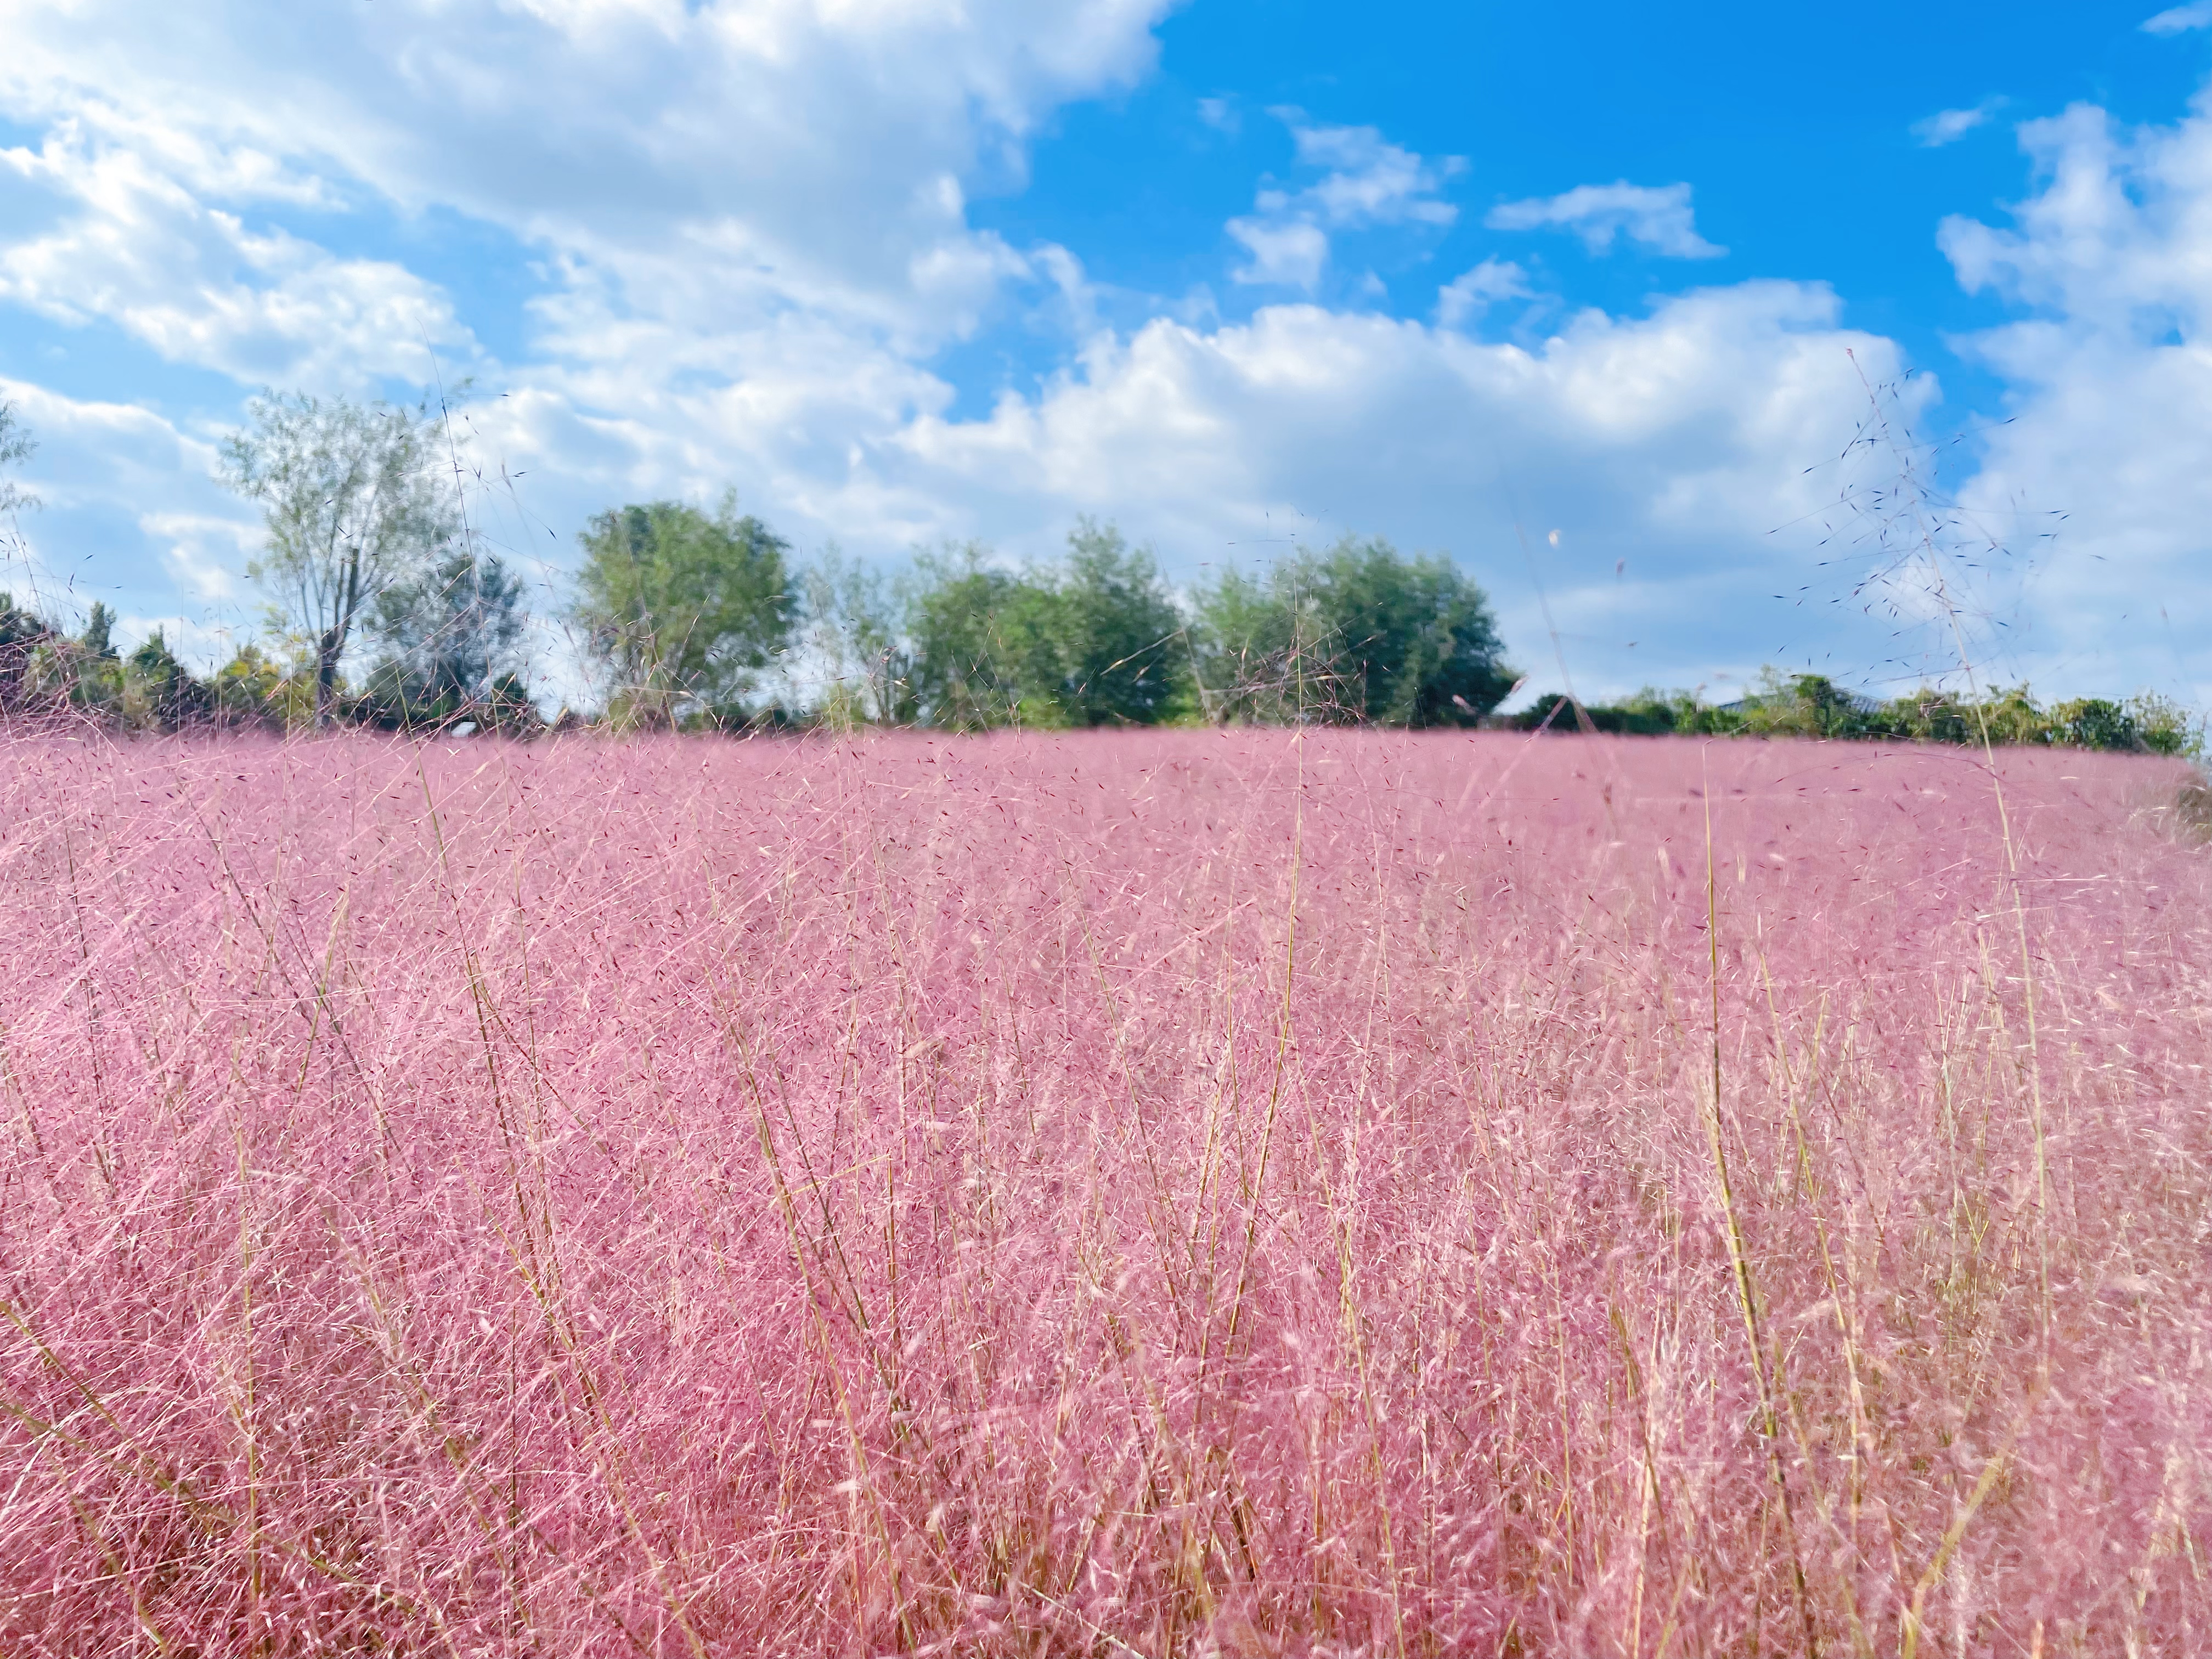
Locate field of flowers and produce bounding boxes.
[1,729,2207,1656]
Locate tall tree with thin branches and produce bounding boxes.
[0,398,36,519]
[219,391,458,725]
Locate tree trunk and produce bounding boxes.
[318,548,363,730]
[315,627,344,729]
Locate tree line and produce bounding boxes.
[1513,672,2203,757]
[0,389,2198,755]
[0,390,1516,735]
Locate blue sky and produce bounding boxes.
[1,0,2209,707]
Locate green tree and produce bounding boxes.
[1508,691,1679,735]
[1049,521,1190,726]
[1875,687,1978,745]
[219,391,460,726]
[900,525,1189,730]
[574,497,793,728]
[0,591,52,718]
[0,400,36,521]
[78,602,117,660]
[1731,672,1873,739]
[900,549,1054,730]
[121,630,210,730]
[2048,697,2134,751]
[2128,691,2205,759]
[213,644,303,728]
[359,548,534,731]
[796,550,913,728]
[1197,537,1514,725]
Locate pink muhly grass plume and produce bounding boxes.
[0,727,2207,1655]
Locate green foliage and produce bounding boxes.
[2124,691,2204,758]
[357,549,535,732]
[0,597,219,731]
[2047,697,2134,752]
[0,590,52,692]
[1512,672,2205,758]
[213,644,308,728]
[3,599,126,719]
[1867,688,1978,746]
[1049,522,1191,727]
[574,496,793,729]
[0,590,46,651]
[1509,690,1678,735]
[796,549,913,729]
[0,591,55,718]
[121,630,212,729]
[899,524,1190,731]
[900,549,1056,730]
[220,390,460,725]
[0,398,36,518]
[78,602,117,661]
[1195,537,1514,726]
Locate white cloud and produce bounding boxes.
[1227,218,1330,289]
[2143,3,2212,35]
[139,512,256,601]
[1938,100,2212,348]
[1,0,2205,706]
[1286,121,1463,229]
[1486,180,1726,259]
[0,377,261,654]
[0,128,474,387]
[1938,97,2212,699]
[0,0,1181,629]
[0,377,223,512]
[1225,114,1461,290]
[1913,99,2004,147]
[893,282,1925,691]
[1437,259,1532,328]
[0,0,1174,356]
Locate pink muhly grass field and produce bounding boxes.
[2,729,2208,1656]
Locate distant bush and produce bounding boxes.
[1511,671,2204,757]
[0,597,228,732]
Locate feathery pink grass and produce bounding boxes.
[2,729,2208,1656]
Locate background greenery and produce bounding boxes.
[0,389,2199,756]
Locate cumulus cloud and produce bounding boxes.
[1285,121,1464,229]
[1486,180,1726,258]
[1939,98,2212,699]
[1913,99,2005,147]
[1226,113,1462,289]
[139,512,256,602]
[894,283,1922,691]
[0,377,259,650]
[1,0,2203,704]
[0,0,1180,609]
[0,130,472,387]
[0,0,1173,353]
